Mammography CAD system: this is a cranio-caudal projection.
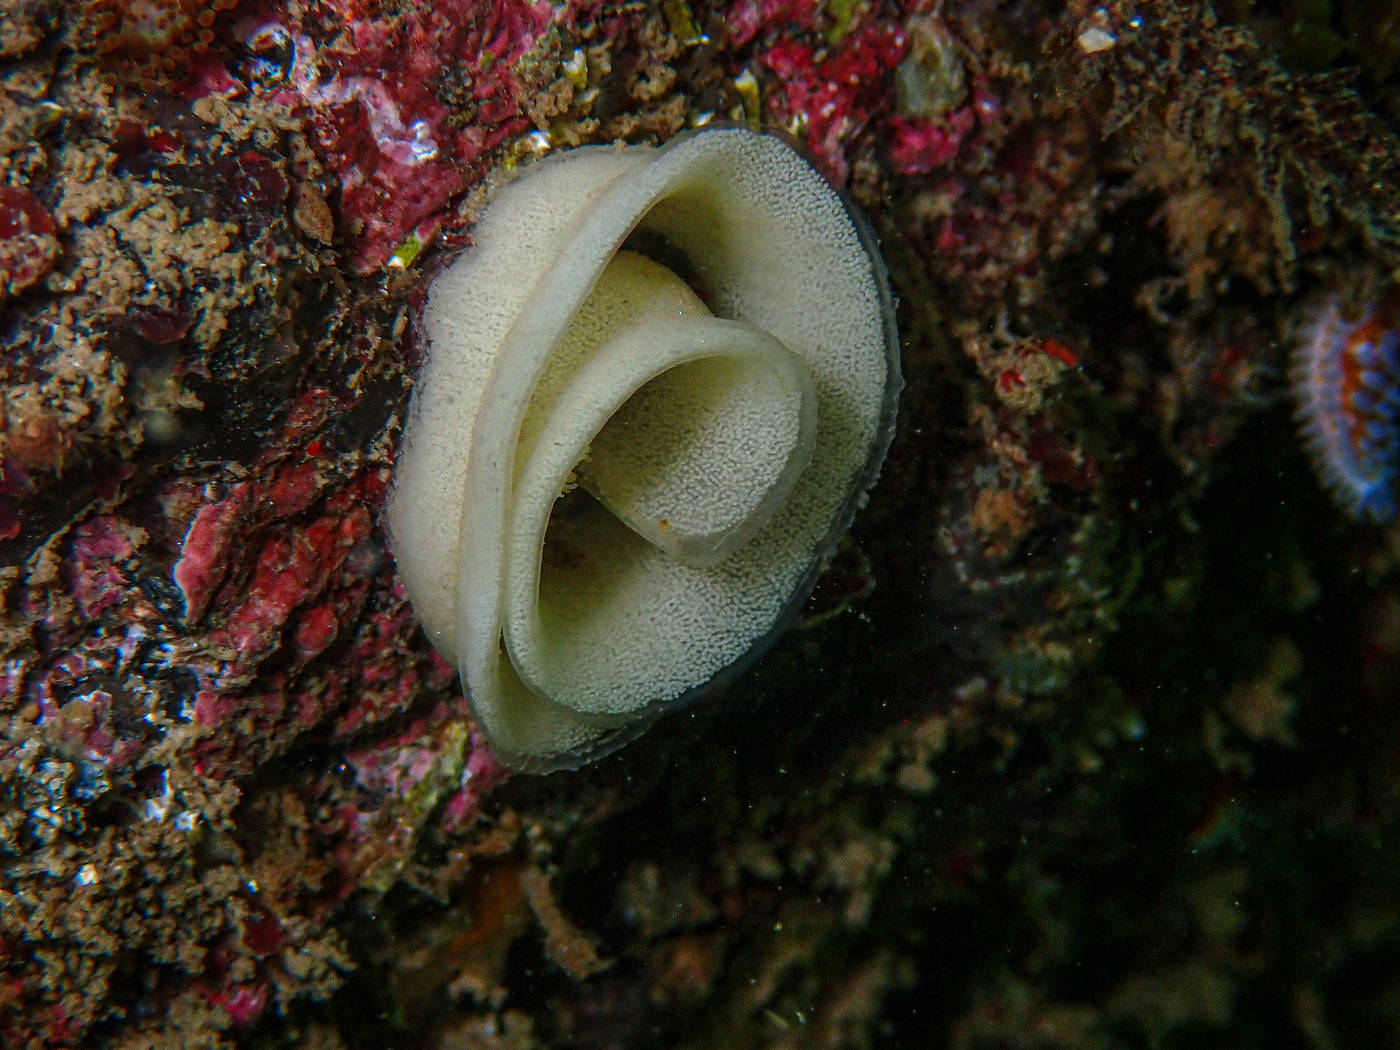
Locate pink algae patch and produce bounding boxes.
[252,0,559,272]
[216,507,372,660]
[889,108,976,174]
[0,186,59,297]
[292,601,341,662]
[755,22,909,183]
[440,735,511,831]
[725,0,823,46]
[207,981,270,1027]
[67,515,140,620]
[174,487,249,622]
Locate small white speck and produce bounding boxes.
[1078,27,1116,53]
[143,769,173,822]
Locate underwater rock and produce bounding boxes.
[1,0,1399,1047]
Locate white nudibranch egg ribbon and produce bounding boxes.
[388,126,901,771]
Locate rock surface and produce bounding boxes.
[1,1,1398,1046]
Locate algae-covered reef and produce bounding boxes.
[1,1,1398,1047]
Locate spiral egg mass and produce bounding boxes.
[388,126,901,770]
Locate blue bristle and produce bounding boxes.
[1363,419,1392,445]
[1360,368,1392,392]
[1381,334,1400,370]
[1351,390,1379,415]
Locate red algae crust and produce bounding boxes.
[247,0,565,273]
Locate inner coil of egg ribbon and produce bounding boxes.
[531,226,819,653]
